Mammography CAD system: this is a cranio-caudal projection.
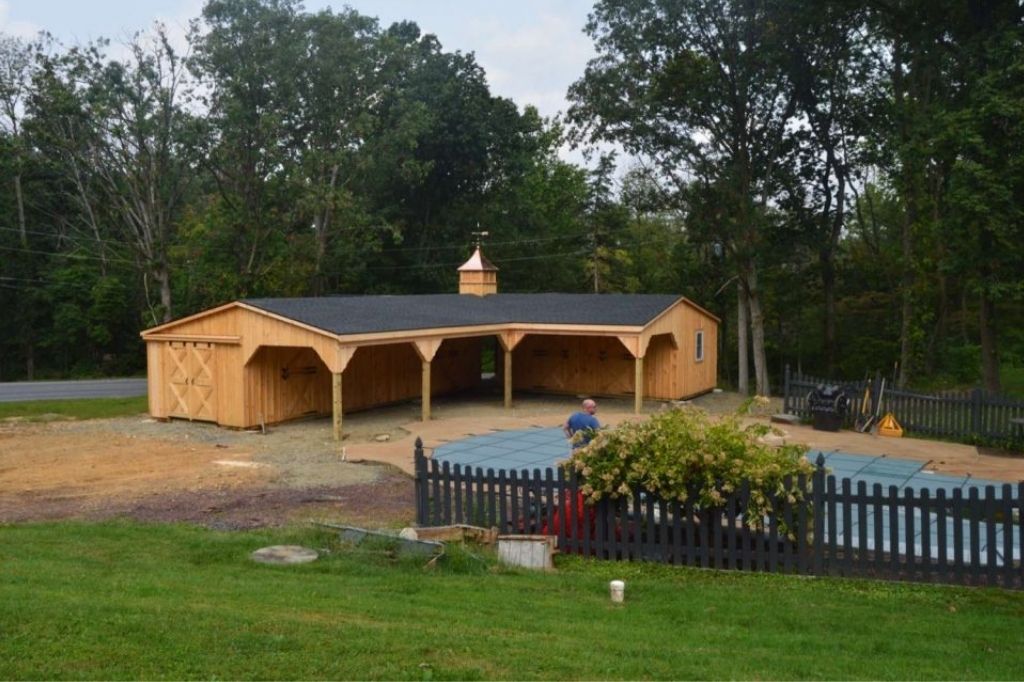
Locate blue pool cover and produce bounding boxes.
[431,427,1020,564]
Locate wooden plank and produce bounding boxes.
[1001,484,1013,588]
[985,486,998,587]
[968,487,980,585]
[827,476,838,576]
[532,469,544,534]
[841,478,853,577]
[726,490,737,570]
[888,486,900,579]
[497,469,509,533]
[634,356,644,414]
[1019,484,1024,589]
[544,468,555,541]
[555,469,568,551]
[952,488,965,584]
[453,464,463,524]
[936,489,948,584]
[904,488,916,582]
[782,476,794,573]
[421,360,432,422]
[486,468,497,528]
[658,499,668,564]
[856,481,868,574]
[441,461,452,525]
[798,473,812,575]
[144,333,241,344]
[768,490,779,573]
[332,372,343,441]
[429,458,441,526]
[699,498,710,568]
[504,349,513,409]
[509,470,520,534]
[873,484,884,576]
[920,489,932,582]
[473,467,485,527]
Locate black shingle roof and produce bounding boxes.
[243,294,681,336]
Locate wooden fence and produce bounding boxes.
[783,366,1024,444]
[414,441,1023,589]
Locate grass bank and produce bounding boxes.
[0,395,148,421]
[1,522,1022,680]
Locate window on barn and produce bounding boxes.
[695,330,704,362]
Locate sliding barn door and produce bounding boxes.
[166,341,218,422]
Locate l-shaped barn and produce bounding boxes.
[141,248,719,439]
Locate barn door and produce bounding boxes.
[280,348,320,419]
[166,341,217,422]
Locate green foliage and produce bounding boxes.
[566,408,813,529]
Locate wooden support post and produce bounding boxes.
[422,360,432,422]
[504,347,513,409]
[332,371,343,441]
[634,356,644,414]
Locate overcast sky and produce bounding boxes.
[1,0,599,130]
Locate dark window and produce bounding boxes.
[695,330,704,362]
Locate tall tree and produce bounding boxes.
[0,34,32,249]
[569,0,797,395]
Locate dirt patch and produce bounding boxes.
[0,415,401,528]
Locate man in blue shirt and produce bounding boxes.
[563,398,600,448]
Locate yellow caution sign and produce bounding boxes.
[878,413,904,438]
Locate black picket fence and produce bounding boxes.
[783,366,1024,445]
[413,441,1024,589]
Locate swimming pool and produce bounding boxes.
[431,427,1021,564]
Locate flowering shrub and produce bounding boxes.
[564,407,813,530]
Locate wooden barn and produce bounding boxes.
[140,248,719,439]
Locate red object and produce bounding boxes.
[543,490,596,551]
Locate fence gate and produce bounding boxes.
[166,341,217,422]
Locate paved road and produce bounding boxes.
[0,378,148,402]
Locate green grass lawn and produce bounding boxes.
[2,523,1022,680]
[0,395,148,421]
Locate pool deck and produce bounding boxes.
[346,405,1024,481]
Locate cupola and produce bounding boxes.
[457,246,498,296]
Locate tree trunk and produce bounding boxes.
[737,281,749,395]
[898,205,914,388]
[153,265,173,323]
[979,290,1000,393]
[745,263,770,396]
[820,247,837,376]
[13,173,27,248]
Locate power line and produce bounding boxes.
[0,244,137,267]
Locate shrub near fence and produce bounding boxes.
[414,441,1024,589]
[783,365,1024,445]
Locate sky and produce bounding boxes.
[0,0,600,137]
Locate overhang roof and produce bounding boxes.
[241,293,685,336]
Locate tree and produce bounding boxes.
[776,0,872,376]
[0,34,32,249]
[569,0,797,396]
[89,27,196,323]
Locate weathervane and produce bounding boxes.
[471,226,489,249]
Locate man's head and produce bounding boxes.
[581,398,597,415]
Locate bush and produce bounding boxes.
[565,407,813,530]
